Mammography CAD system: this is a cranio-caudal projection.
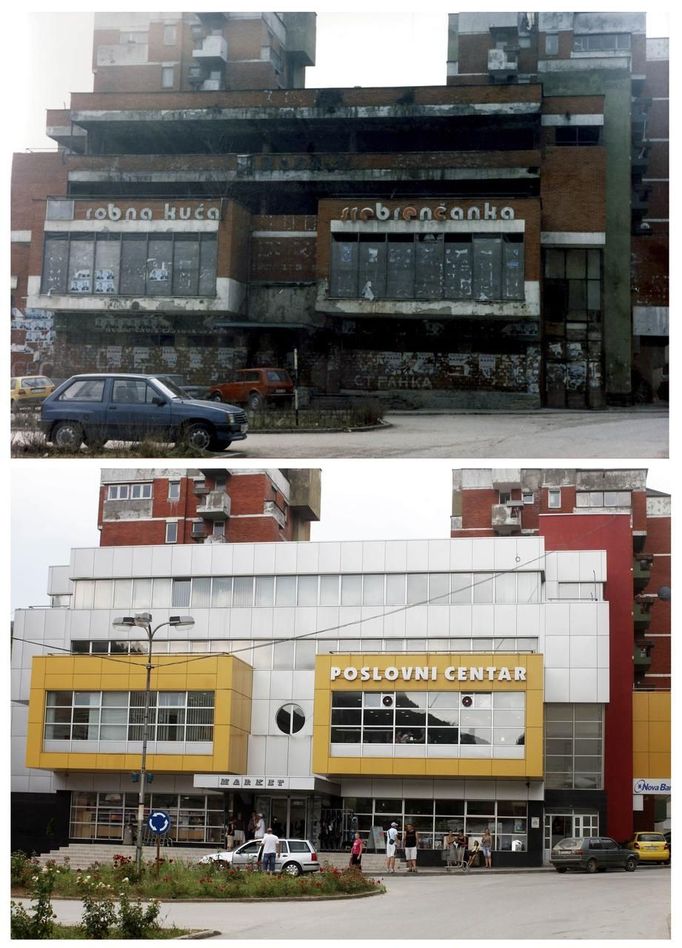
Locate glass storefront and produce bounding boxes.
[342,797,528,852]
[69,791,224,843]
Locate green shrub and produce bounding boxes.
[11,851,39,887]
[79,875,117,939]
[10,865,57,939]
[116,887,161,938]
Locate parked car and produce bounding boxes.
[551,836,639,873]
[626,832,670,864]
[155,374,210,401]
[11,375,55,408]
[207,368,294,411]
[198,838,320,877]
[40,373,247,451]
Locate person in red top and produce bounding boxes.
[349,832,364,869]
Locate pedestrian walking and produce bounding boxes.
[254,812,266,840]
[225,814,236,850]
[349,832,364,869]
[385,822,400,873]
[261,827,279,874]
[247,811,257,841]
[403,823,419,873]
[481,828,493,868]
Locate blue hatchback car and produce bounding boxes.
[40,373,248,452]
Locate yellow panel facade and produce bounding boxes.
[312,653,544,779]
[632,691,671,778]
[26,654,253,774]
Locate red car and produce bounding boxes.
[207,368,294,411]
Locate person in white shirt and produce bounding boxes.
[385,822,400,873]
[261,828,280,873]
[254,813,265,839]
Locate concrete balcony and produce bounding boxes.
[633,601,653,632]
[192,35,228,63]
[491,503,522,534]
[633,556,653,592]
[196,491,231,520]
[633,645,653,670]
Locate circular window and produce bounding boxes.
[276,703,305,735]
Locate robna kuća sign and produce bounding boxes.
[330,664,528,683]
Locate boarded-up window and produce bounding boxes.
[120,236,147,295]
[444,238,473,299]
[41,232,217,297]
[357,237,386,300]
[415,234,444,299]
[328,232,525,303]
[386,236,415,298]
[473,238,501,301]
[42,235,69,294]
[330,237,358,297]
[503,240,524,299]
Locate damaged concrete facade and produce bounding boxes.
[10,11,667,407]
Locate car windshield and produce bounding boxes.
[266,370,290,382]
[638,834,665,842]
[554,838,583,848]
[152,377,188,399]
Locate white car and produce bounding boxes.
[198,838,320,876]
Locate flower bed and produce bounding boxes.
[11,852,384,902]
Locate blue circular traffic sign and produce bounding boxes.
[148,810,171,834]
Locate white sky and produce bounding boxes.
[10,461,672,611]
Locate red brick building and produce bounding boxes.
[10,11,667,407]
[450,467,670,691]
[98,468,321,546]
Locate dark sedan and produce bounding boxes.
[40,373,247,452]
[551,836,639,873]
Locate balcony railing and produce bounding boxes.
[633,646,653,669]
[633,556,653,592]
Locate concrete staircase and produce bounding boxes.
[33,843,390,873]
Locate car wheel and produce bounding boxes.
[209,392,223,402]
[625,858,637,872]
[554,867,568,873]
[281,862,302,877]
[247,392,264,411]
[51,421,85,449]
[586,859,598,874]
[182,422,216,452]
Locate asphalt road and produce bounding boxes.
[23,867,670,940]
[12,409,668,459]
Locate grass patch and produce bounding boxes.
[49,923,190,939]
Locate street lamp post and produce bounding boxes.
[112,612,195,874]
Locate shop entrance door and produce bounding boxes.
[544,812,599,863]
[255,796,308,839]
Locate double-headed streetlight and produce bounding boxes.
[112,612,195,873]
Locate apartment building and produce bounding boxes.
[451,467,671,833]
[97,468,321,545]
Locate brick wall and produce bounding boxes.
[541,148,607,232]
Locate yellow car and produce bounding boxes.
[626,832,670,864]
[11,375,55,409]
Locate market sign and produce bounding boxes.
[193,775,316,790]
[633,778,671,795]
[339,201,516,223]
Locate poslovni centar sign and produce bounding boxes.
[330,664,528,683]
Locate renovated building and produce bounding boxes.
[10,11,668,407]
[14,529,657,864]
[451,467,671,834]
[97,468,321,545]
